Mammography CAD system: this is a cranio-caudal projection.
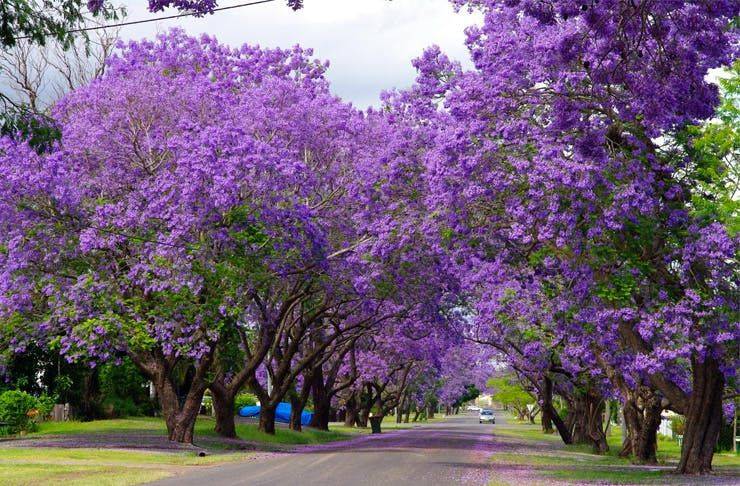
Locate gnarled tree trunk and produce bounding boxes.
[620,389,661,464]
[343,393,358,427]
[288,375,313,432]
[677,356,724,474]
[568,391,608,454]
[542,398,572,444]
[309,368,331,430]
[259,403,277,435]
[132,352,212,444]
[210,385,236,439]
[541,377,554,433]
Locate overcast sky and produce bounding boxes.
[115,0,479,108]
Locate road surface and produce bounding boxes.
[152,414,498,486]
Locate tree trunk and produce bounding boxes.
[635,396,661,464]
[586,400,609,454]
[413,408,422,422]
[677,356,724,474]
[160,383,204,443]
[311,398,331,431]
[551,405,573,444]
[148,365,208,445]
[309,369,330,431]
[357,405,370,427]
[344,395,358,427]
[259,403,277,435]
[620,397,639,458]
[211,385,236,439]
[541,398,554,433]
[289,393,303,432]
[568,392,608,454]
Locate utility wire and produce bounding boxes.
[14,0,278,41]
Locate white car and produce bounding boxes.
[479,409,495,424]
[466,405,481,412]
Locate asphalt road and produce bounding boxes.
[151,413,498,486]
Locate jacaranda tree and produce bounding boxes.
[408,0,738,474]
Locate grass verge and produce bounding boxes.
[489,414,739,485]
[29,416,353,447]
[0,447,253,486]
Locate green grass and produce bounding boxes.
[489,413,739,485]
[30,416,354,446]
[0,447,250,465]
[544,468,665,484]
[0,463,171,486]
[33,417,166,436]
[0,447,254,486]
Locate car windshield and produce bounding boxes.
[481,410,493,415]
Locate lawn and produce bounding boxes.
[488,414,740,485]
[29,413,435,445]
[31,415,354,446]
[0,447,254,486]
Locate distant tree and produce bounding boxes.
[488,376,536,422]
[451,384,480,410]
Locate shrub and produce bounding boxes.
[98,358,152,417]
[101,396,143,418]
[670,415,686,437]
[0,390,42,434]
[234,392,257,411]
[35,394,55,420]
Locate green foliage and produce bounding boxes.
[35,394,55,420]
[452,384,481,408]
[0,1,123,48]
[100,396,142,418]
[487,375,534,411]
[670,415,685,437]
[0,109,61,153]
[234,392,257,411]
[0,390,45,434]
[595,271,637,305]
[683,61,739,235]
[98,358,152,417]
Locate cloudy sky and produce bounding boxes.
[115,0,480,108]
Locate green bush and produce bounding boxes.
[35,394,55,420]
[101,396,142,418]
[98,358,152,417]
[0,390,43,435]
[670,415,685,437]
[234,392,257,411]
[717,421,735,451]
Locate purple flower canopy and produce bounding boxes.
[0,1,738,449]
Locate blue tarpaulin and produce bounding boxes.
[238,402,313,426]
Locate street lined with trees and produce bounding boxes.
[0,0,737,482]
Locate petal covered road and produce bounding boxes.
[150,414,498,486]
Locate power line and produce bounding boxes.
[14,0,278,41]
